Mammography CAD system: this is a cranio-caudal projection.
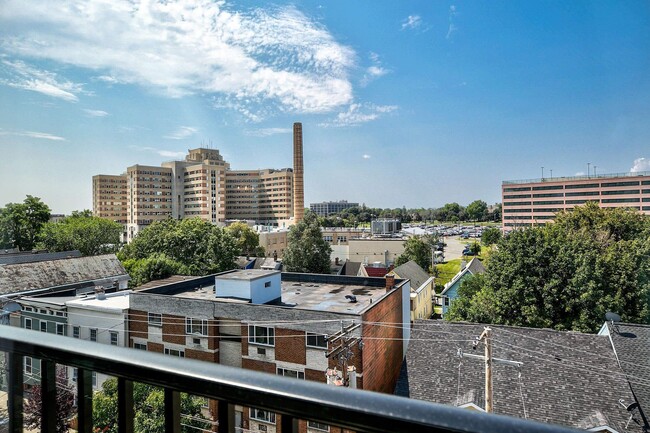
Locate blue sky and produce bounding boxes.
[1,0,649,213]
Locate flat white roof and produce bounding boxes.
[215,269,280,281]
[66,290,131,312]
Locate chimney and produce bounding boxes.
[94,286,106,300]
[385,274,395,292]
[293,122,304,223]
[335,257,340,266]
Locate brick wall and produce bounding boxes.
[208,319,219,351]
[360,285,403,394]
[129,309,148,340]
[242,358,276,374]
[275,328,306,364]
[304,368,325,383]
[147,342,163,353]
[162,314,185,345]
[186,348,218,363]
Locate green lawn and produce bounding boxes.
[436,259,462,286]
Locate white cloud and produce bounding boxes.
[362,154,371,159]
[321,103,398,127]
[446,5,458,39]
[0,0,355,117]
[361,52,390,87]
[0,129,66,141]
[402,15,422,30]
[0,60,83,102]
[83,109,108,117]
[630,157,650,173]
[244,127,292,137]
[575,171,586,176]
[163,126,198,140]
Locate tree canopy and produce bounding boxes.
[38,211,123,256]
[118,218,238,286]
[465,200,488,222]
[93,378,208,433]
[282,212,332,273]
[395,234,439,272]
[24,366,74,433]
[225,221,265,257]
[0,195,51,251]
[446,203,650,332]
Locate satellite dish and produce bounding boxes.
[606,312,621,323]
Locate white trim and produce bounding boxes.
[588,426,619,433]
[459,403,485,412]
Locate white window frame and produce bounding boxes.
[148,312,162,326]
[133,343,147,351]
[40,321,47,332]
[185,318,208,336]
[307,421,330,432]
[24,356,32,374]
[92,371,97,387]
[110,331,119,346]
[277,368,305,379]
[90,328,97,342]
[24,317,32,330]
[248,325,275,346]
[249,408,276,424]
[306,333,327,349]
[164,348,185,358]
[56,323,65,336]
[72,326,80,339]
[72,368,78,382]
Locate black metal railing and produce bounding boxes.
[0,326,579,433]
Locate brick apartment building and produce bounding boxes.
[128,270,410,433]
[502,171,650,228]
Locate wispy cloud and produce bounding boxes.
[361,52,390,87]
[321,103,398,127]
[575,171,586,176]
[0,1,356,118]
[362,154,371,159]
[0,128,65,141]
[402,15,422,30]
[0,60,84,102]
[244,127,292,137]
[83,109,108,117]
[446,5,458,39]
[163,126,198,140]
[129,145,185,159]
[630,157,650,173]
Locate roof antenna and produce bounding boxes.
[605,311,621,334]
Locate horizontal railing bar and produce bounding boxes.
[0,327,579,433]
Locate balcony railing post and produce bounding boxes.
[7,352,24,433]
[164,388,181,433]
[280,414,299,433]
[217,401,233,433]
[40,359,57,433]
[117,378,134,433]
[77,368,93,433]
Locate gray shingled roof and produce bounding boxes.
[0,250,82,265]
[0,254,129,295]
[396,320,639,432]
[605,322,650,423]
[392,260,430,290]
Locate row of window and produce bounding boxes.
[504,180,650,192]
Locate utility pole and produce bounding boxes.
[326,321,361,387]
[458,327,522,413]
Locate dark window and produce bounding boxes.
[601,181,639,187]
[503,186,531,192]
[532,193,564,198]
[503,194,531,199]
[502,201,531,207]
[306,333,327,349]
[532,185,564,191]
[601,190,640,195]
[602,198,640,203]
[248,325,275,346]
[565,191,599,197]
[565,183,599,189]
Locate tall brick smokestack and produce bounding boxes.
[293,122,304,222]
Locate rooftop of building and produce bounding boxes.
[503,170,650,185]
[396,320,640,432]
[0,254,130,296]
[66,290,131,312]
[0,250,82,265]
[216,269,278,281]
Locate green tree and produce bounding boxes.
[93,378,208,433]
[466,200,488,222]
[468,241,481,256]
[447,203,650,332]
[118,218,238,285]
[225,222,265,257]
[122,253,184,287]
[395,234,439,272]
[283,212,332,273]
[445,273,493,323]
[481,227,502,246]
[38,211,123,256]
[0,195,51,251]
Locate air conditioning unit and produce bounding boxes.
[257,347,266,355]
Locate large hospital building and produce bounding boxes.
[93,124,305,241]
[502,171,650,228]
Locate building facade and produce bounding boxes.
[94,148,294,241]
[310,201,359,217]
[502,172,650,228]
